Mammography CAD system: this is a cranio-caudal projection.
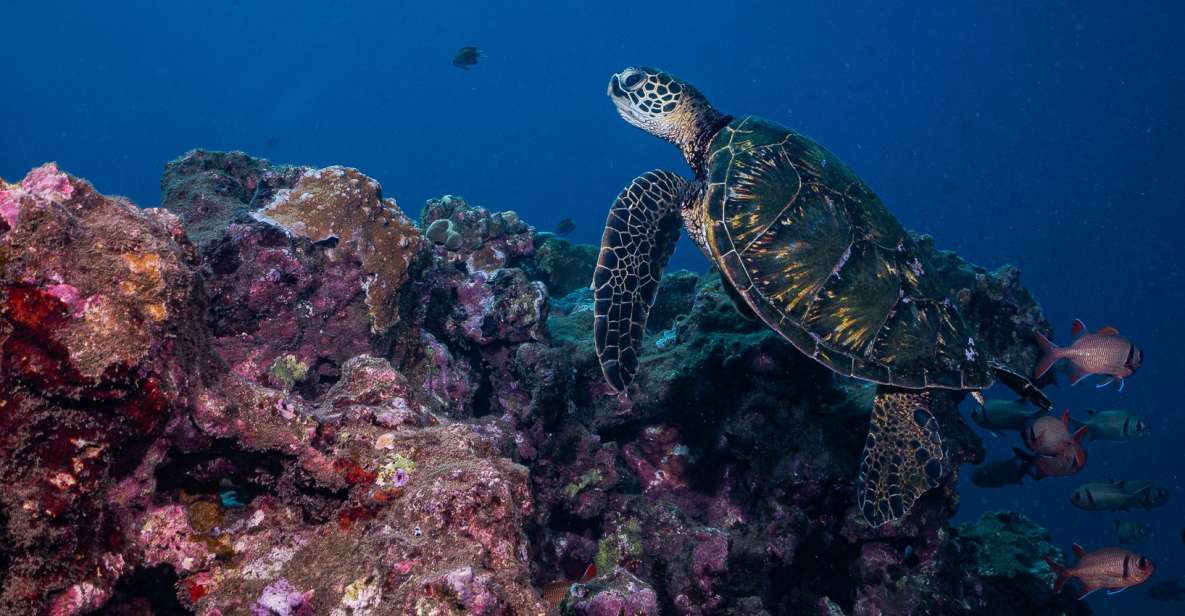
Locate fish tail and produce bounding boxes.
[1032,330,1061,379]
[1044,557,1072,593]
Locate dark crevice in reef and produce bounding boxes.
[295,357,341,400]
[470,354,497,418]
[96,565,191,616]
[546,507,604,537]
[154,438,347,525]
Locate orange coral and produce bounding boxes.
[252,166,423,332]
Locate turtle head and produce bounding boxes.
[608,67,728,166]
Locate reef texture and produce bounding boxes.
[0,153,1088,615]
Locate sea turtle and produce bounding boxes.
[594,66,1052,526]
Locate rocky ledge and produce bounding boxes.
[0,153,1088,615]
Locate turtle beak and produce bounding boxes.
[608,73,625,98]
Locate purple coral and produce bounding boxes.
[251,579,313,616]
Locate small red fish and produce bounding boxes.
[1034,319,1142,390]
[1015,411,1088,479]
[1045,543,1154,599]
[540,563,597,607]
[1023,411,1088,457]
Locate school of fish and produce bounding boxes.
[963,319,1167,602]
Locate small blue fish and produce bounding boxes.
[219,488,247,508]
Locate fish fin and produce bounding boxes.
[1105,587,1127,596]
[1044,557,1072,593]
[1071,543,1087,559]
[1095,377,1114,388]
[1033,331,1061,379]
[578,564,597,583]
[858,390,945,527]
[1072,426,1089,444]
[1069,365,1092,386]
[970,391,986,407]
[1067,415,1086,430]
[1077,586,1099,600]
[1117,378,1125,392]
[1071,319,1087,337]
[1060,410,1071,428]
[1013,448,1041,479]
[1097,326,1120,335]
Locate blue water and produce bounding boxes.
[3,2,1182,613]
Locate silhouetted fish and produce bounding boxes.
[1068,409,1149,441]
[1114,520,1151,544]
[453,46,482,70]
[1070,480,1169,511]
[971,457,1030,488]
[265,136,280,148]
[1148,578,1185,602]
[971,397,1043,434]
[555,218,576,235]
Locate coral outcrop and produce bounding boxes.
[0,152,1088,615]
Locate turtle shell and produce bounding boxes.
[702,116,991,390]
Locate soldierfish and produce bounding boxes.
[1114,520,1152,545]
[1113,480,1171,509]
[1023,411,1089,458]
[1034,319,1143,390]
[1069,480,1169,511]
[1045,544,1154,599]
[971,398,1045,434]
[971,457,1031,488]
[1068,409,1150,442]
[539,564,597,607]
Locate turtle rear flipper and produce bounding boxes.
[990,363,1053,411]
[858,389,946,526]
[593,170,690,392]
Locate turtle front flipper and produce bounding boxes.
[858,389,946,526]
[593,170,691,392]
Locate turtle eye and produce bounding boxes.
[623,72,644,90]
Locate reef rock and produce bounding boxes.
[561,567,659,616]
[0,153,1085,616]
[163,151,426,399]
[0,163,203,614]
[420,194,534,272]
[252,165,423,333]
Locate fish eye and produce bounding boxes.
[623,71,645,90]
[1138,557,1150,569]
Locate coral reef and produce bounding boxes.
[0,152,1089,615]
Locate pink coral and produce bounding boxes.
[0,162,73,229]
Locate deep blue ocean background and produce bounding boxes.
[3,1,1182,613]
